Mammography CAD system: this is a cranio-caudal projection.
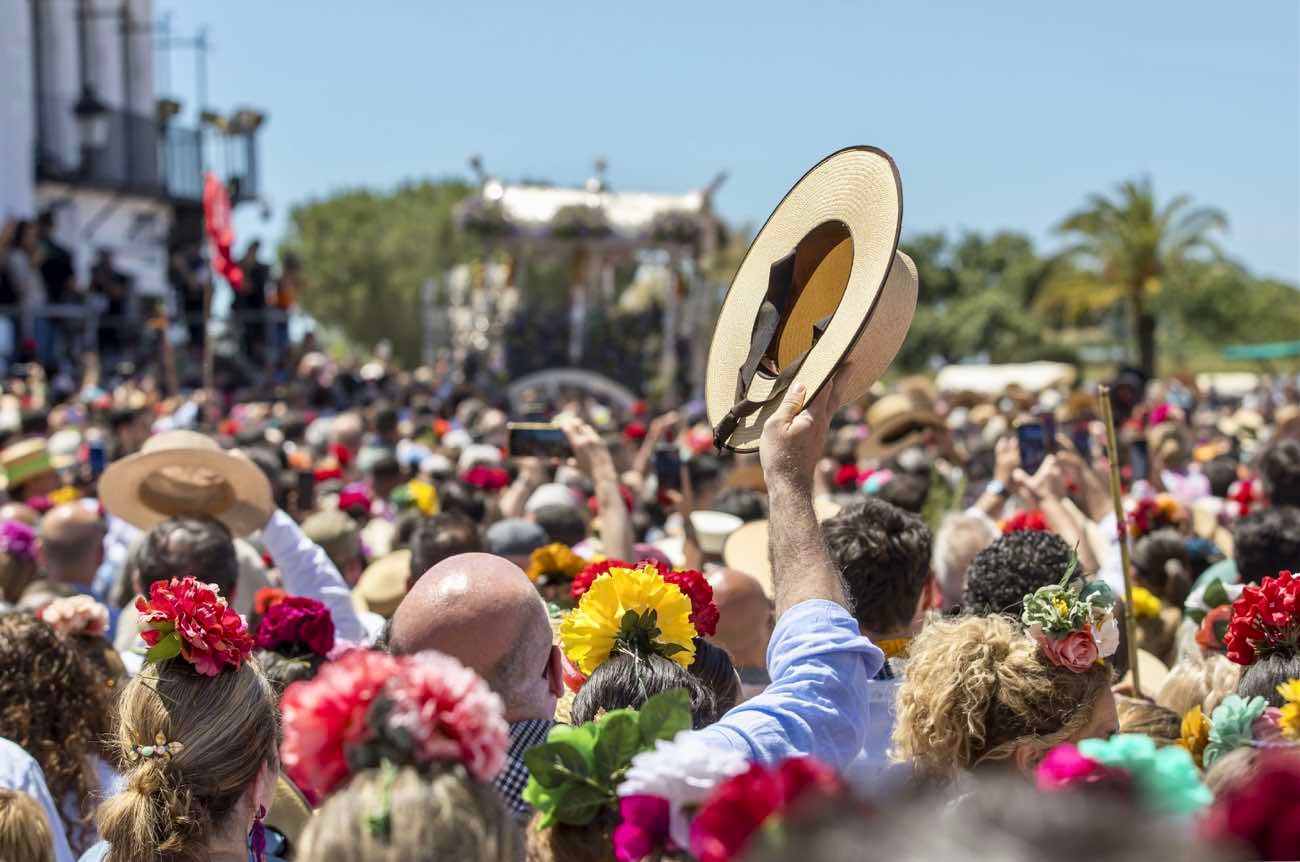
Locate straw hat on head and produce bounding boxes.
[0,438,56,492]
[353,549,412,618]
[99,430,274,537]
[722,499,841,598]
[706,147,917,452]
[858,393,945,463]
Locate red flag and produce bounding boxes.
[203,172,244,292]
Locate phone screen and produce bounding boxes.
[296,470,316,513]
[1071,425,1092,460]
[653,445,682,491]
[507,423,572,459]
[1018,423,1048,474]
[1035,411,1058,454]
[1130,440,1150,482]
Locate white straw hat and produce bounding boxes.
[706,147,917,452]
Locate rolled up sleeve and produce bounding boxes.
[691,600,883,768]
[261,510,369,643]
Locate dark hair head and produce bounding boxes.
[1204,456,1240,499]
[875,473,931,514]
[437,480,486,524]
[1238,651,1300,707]
[1234,506,1300,584]
[531,505,587,548]
[368,454,402,483]
[108,407,145,432]
[687,638,740,717]
[711,488,768,523]
[254,648,326,700]
[136,517,238,598]
[1130,528,1192,607]
[687,455,722,490]
[822,499,933,635]
[242,446,287,510]
[373,404,400,437]
[962,530,1073,617]
[0,613,112,852]
[1259,439,1300,509]
[408,513,482,589]
[570,654,719,729]
[19,410,48,438]
[393,510,427,550]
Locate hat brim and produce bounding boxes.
[99,447,275,537]
[858,409,947,462]
[721,499,842,597]
[706,147,916,452]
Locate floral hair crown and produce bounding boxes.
[524,688,693,830]
[1127,494,1185,539]
[1001,510,1049,535]
[1037,734,1211,816]
[560,563,707,678]
[613,742,842,862]
[135,576,254,676]
[527,542,586,585]
[1178,683,1300,770]
[389,479,439,516]
[254,595,335,658]
[1224,570,1300,666]
[461,465,510,491]
[1021,557,1118,673]
[280,648,509,805]
[38,594,110,639]
[0,520,36,561]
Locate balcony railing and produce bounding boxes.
[36,97,204,203]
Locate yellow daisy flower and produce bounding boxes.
[1177,705,1210,768]
[408,480,440,516]
[1277,680,1300,742]
[527,543,586,583]
[1130,586,1162,620]
[560,565,697,676]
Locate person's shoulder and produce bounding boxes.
[78,841,110,862]
[0,735,44,788]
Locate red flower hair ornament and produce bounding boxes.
[280,648,510,804]
[569,558,719,637]
[1225,570,1300,666]
[1001,510,1049,534]
[135,576,254,676]
[255,595,335,657]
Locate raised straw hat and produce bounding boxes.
[99,430,274,537]
[706,146,917,452]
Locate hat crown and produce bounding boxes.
[141,430,222,455]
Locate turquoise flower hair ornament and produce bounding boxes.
[1037,734,1212,817]
[1021,556,1119,673]
[1203,694,1273,768]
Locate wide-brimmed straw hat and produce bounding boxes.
[99,431,274,537]
[722,499,842,597]
[858,393,946,462]
[706,147,918,452]
[0,438,56,492]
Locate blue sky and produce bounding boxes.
[161,0,1299,282]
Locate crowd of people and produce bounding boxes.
[0,345,1297,861]
[0,215,295,380]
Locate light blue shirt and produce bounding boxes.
[0,736,75,862]
[691,599,884,769]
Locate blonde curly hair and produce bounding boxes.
[892,615,1110,781]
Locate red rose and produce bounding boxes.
[1002,510,1049,534]
[1201,753,1300,861]
[1034,628,1099,673]
[255,596,336,657]
[663,568,720,637]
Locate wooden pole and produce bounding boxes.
[1098,384,1141,698]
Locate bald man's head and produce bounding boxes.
[38,503,105,587]
[0,503,39,526]
[707,568,774,670]
[390,553,561,721]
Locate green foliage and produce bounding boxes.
[522,688,692,828]
[279,179,478,365]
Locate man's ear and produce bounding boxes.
[547,645,565,699]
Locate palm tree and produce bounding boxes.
[1040,177,1227,377]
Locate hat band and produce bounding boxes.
[713,251,832,449]
[4,452,53,489]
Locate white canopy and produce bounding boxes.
[934,362,1077,395]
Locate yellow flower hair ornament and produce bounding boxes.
[1279,680,1300,742]
[527,543,586,585]
[560,564,697,676]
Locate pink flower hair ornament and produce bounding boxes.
[279,648,509,804]
[0,520,37,561]
[135,576,254,676]
[38,594,110,639]
[1020,556,1118,673]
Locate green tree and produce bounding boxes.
[279,180,477,365]
[1043,177,1227,377]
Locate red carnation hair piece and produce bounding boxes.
[255,596,335,657]
[1225,570,1300,666]
[1001,510,1049,534]
[135,576,253,676]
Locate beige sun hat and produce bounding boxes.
[721,498,842,597]
[706,147,918,452]
[99,430,275,537]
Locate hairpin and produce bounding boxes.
[126,732,184,762]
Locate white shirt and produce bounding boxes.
[0,736,75,862]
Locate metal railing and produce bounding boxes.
[35,98,204,202]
